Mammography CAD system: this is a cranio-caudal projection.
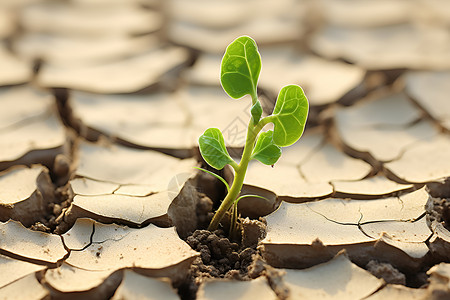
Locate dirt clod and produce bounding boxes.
[427,196,450,231]
[195,195,214,229]
[366,260,406,285]
[427,178,450,199]
[186,229,254,279]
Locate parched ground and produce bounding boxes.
[1,0,450,299]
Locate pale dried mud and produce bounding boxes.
[1,0,450,299]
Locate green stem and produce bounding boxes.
[251,91,258,105]
[208,116,270,231]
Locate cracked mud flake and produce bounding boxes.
[332,176,414,199]
[0,273,49,300]
[0,9,15,38]
[70,178,118,196]
[111,270,180,300]
[182,53,222,86]
[62,218,198,283]
[20,1,162,35]
[14,33,161,66]
[334,92,439,162]
[0,86,54,129]
[44,263,118,295]
[384,134,450,183]
[167,0,304,53]
[0,46,31,86]
[258,47,365,106]
[0,220,67,265]
[336,93,421,128]
[73,193,175,225]
[428,262,450,285]
[404,71,450,131]
[0,254,45,288]
[245,129,371,200]
[69,90,189,150]
[167,0,250,29]
[421,0,450,25]
[197,277,276,300]
[0,165,54,226]
[365,284,427,300]
[281,253,383,300]
[426,263,450,298]
[310,24,450,70]
[428,222,450,261]
[76,141,196,188]
[317,0,411,27]
[0,86,67,170]
[70,141,197,225]
[0,113,66,167]
[300,141,372,183]
[37,46,190,94]
[261,188,430,270]
[169,19,301,52]
[311,187,429,224]
[244,162,333,201]
[70,86,253,150]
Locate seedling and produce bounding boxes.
[198,36,309,231]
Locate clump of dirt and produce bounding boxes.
[426,178,450,231]
[428,198,450,231]
[29,159,74,234]
[248,255,290,300]
[427,178,450,199]
[187,229,257,280]
[30,183,73,233]
[195,194,214,230]
[178,228,262,300]
[366,260,406,285]
[176,190,269,299]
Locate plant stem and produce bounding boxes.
[208,116,270,231]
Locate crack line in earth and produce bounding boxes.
[0,108,53,133]
[64,221,96,252]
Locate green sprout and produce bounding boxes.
[198,36,309,231]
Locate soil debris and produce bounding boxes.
[366,260,406,285]
[427,178,450,199]
[186,229,256,280]
[181,225,266,300]
[426,189,450,232]
[195,194,214,230]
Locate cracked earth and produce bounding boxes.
[1,0,450,299]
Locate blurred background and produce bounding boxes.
[0,0,449,155]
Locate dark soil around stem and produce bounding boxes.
[177,193,268,300]
[187,229,257,279]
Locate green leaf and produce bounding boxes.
[220,36,261,99]
[251,130,281,165]
[198,128,234,170]
[194,167,229,192]
[251,100,262,125]
[271,85,309,147]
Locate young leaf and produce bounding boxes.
[251,130,281,165]
[251,100,263,125]
[220,36,261,99]
[270,85,309,147]
[199,128,235,170]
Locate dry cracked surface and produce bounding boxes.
[1,0,450,299]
